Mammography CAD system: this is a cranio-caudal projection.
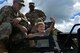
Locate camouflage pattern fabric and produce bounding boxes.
[25,9,46,33]
[25,9,46,26]
[0,22,12,39]
[0,5,28,40]
[0,6,28,27]
[0,5,30,53]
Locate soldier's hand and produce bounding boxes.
[16,24,28,33]
[12,18,21,25]
[20,26,28,33]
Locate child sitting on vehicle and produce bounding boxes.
[28,16,55,47]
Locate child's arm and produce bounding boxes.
[47,16,55,32]
[28,34,34,38]
[28,34,36,47]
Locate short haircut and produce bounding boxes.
[35,22,45,28]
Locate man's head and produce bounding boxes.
[13,0,25,12]
[29,2,35,11]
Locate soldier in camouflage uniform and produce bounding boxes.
[25,2,46,33]
[0,0,30,53]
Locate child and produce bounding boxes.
[28,16,55,47]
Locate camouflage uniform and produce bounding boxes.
[25,2,46,34]
[0,7,13,47]
[25,9,46,33]
[25,9,46,26]
[0,5,29,52]
[0,0,31,53]
[0,5,28,38]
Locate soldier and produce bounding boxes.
[0,0,30,53]
[25,2,46,26]
[25,2,46,33]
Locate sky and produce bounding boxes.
[0,0,80,33]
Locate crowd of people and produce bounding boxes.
[0,0,61,53]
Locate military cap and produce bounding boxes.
[29,2,35,6]
[14,0,25,6]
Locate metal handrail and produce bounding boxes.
[60,24,80,53]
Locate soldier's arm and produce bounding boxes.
[21,16,30,24]
[37,10,46,21]
[0,6,10,24]
[20,16,31,28]
[15,24,28,33]
[25,13,30,21]
[12,15,30,27]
